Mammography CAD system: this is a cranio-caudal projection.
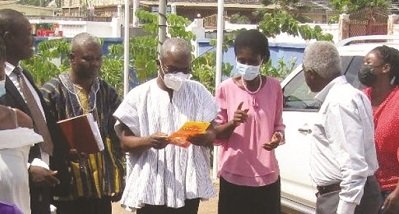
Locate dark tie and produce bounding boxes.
[14,67,53,155]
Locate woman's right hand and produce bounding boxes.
[232,102,249,127]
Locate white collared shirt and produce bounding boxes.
[310,76,379,214]
[5,62,50,165]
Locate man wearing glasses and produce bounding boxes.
[114,38,218,214]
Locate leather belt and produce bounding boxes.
[317,183,341,195]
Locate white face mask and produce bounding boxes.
[0,79,5,97]
[235,60,261,81]
[160,65,191,91]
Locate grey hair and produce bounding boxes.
[160,38,191,60]
[303,41,342,79]
[71,32,100,51]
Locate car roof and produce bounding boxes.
[336,35,399,56]
[281,35,399,86]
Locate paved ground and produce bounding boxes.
[111,181,299,214]
[112,182,219,214]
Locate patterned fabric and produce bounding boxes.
[364,86,399,192]
[41,72,124,199]
[113,78,218,210]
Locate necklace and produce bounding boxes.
[242,76,262,94]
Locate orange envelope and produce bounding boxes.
[168,121,210,148]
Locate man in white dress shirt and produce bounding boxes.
[302,41,382,214]
[0,9,60,214]
[113,38,218,214]
[0,36,43,214]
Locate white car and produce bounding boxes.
[277,35,399,213]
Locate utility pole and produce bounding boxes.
[132,0,139,27]
[123,0,130,96]
[158,0,167,54]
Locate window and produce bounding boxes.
[283,55,365,111]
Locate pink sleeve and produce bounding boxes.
[214,85,228,125]
[214,84,228,145]
[274,81,285,132]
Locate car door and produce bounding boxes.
[277,55,362,213]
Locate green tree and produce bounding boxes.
[126,10,194,82]
[22,38,69,86]
[230,13,251,24]
[330,0,388,14]
[259,0,333,40]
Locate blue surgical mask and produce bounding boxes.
[0,79,5,97]
[235,60,261,81]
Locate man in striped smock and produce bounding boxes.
[41,33,124,214]
[113,38,218,214]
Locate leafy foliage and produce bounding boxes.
[24,9,314,95]
[330,0,388,14]
[230,13,251,24]
[259,10,333,41]
[22,38,69,86]
[261,57,297,80]
[125,10,194,82]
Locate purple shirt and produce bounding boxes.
[215,77,285,186]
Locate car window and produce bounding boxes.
[283,71,319,111]
[283,55,365,111]
[343,55,366,90]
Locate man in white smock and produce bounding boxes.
[113,38,218,214]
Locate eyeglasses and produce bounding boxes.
[160,63,192,74]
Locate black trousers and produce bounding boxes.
[316,176,382,214]
[218,176,281,214]
[54,197,112,214]
[137,198,200,214]
[30,183,51,214]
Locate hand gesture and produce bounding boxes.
[29,165,60,187]
[147,132,169,149]
[232,102,249,127]
[382,190,399,214]
[263,132,284,151]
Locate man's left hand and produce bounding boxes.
[111,192,123,202]
[29,166,60,187]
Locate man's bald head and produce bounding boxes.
[71,32,101,53]
[160,38,191,61]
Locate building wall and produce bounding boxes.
[62,0,121,7]
[0,3,57,16]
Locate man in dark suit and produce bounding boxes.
[0,9,60,214]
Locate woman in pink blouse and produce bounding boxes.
[214,29,285,214]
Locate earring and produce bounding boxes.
[390,76,396,85]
